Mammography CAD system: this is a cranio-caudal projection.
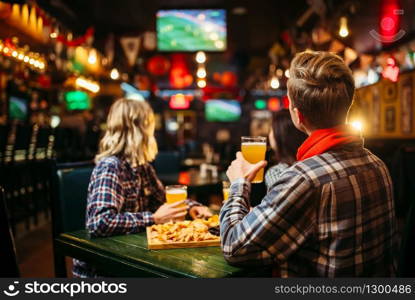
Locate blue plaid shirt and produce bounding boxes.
[220,140,398,277]
[73,156,200,277]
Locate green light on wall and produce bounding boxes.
[254,99,267,110]
[65,91,91,110]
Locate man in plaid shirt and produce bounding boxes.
[220,51,398,277]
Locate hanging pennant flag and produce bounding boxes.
[105,33,115,65]
[121,36,141,67]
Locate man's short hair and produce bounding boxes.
[287,51,355,129]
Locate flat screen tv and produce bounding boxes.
[64,91,91,110]
[9,96,28,121]
[205,99,241,122]
[157,9,226,52]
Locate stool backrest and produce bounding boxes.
[0,186,20,277]
[51,161,94,237]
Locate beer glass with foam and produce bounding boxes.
[241,136,267,183]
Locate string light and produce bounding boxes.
[110,68,120,80]
[0,40,46,71]
[339,16,349,38]
[197,67,207,78]
[197,79,207,88]
[270,76,280,89]
[284,69,290,78]
[195,51,206,64]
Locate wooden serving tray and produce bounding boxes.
[146,227,220,250]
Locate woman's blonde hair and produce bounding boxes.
[95,98,158,167]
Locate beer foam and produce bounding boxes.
[166,189,187,194]
[241,142,266,146]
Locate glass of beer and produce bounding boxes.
[165,185,187,208]
[222,181,230,203]
[241,136,267,183]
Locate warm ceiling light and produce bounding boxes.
[197,79,207,88]
[270,76,280,89]
[350,120,363,132]
[197,67,206,78]
[110,68,120,80]
[195,51,206,64]
[88,49,97,64]
[339,16,349,38]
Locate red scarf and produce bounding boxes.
[296,126,360,161]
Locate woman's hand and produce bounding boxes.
[189,206,213,220]
[226,152,267,183]
[153,201,188,224]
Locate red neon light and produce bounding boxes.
[382,57,399,82]
[282,95,290,108]
[178,171,191,185]
[169,93,190,109]
[379,0,401,43]
[268,97,280,111]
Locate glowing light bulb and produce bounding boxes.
[195,51,206,64]
[50,32,57,39]
[197,79,207,88]
[339,17,349,38]
[284,69,290,78]
[12,51,18,57]
[270,77,280,89]
[88,49,97,64]
[23,56,29,63]
[351,120,363,132]
[51,115,61,128]
[197,67,206,78]
[18,53,24,60]
[110,68,120,80]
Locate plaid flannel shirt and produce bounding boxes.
[73,156,200,277]
[220,140,398,277]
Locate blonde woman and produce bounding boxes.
[73,98,211,277]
